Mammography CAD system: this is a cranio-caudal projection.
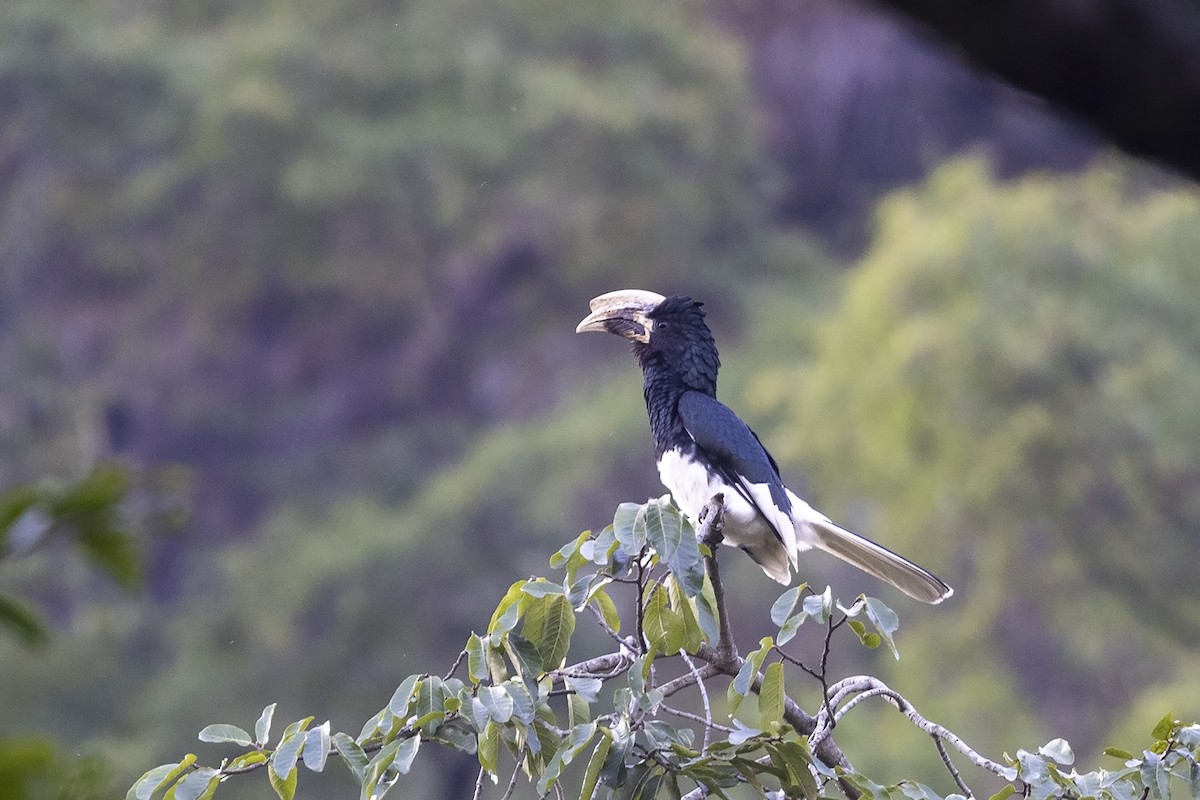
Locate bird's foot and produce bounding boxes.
[697,493,725,548]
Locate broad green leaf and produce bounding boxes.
[770,585,804,627]
[503,632,544,689]
[641,499,683,561]
[388,674,421,717]
[987,785,1018,800]
[801,586,833,625]
[568,692,591,728]
[271,732,305,781]
[478,721,499,777]
[1152,713,1177,741]
[173,768,220,800]
[466,634,488,684]
[643,584,685,655]
[579,734,612,800]
[479,685,515,724]
[280,717,314,740]
[1104,747,1136,760]
[1038,738,1074,766]
[128,757,196,800]
[612,503,643,550]
[267,764,297,800]
[227,752,267,770]
[505,679,537,724]
[255,704,276,746]
[393,735,421,774]
[771,740,817,799]
[360,740,400,800]
[523,594,575,669]
[727,719,761,746]
[593,588,621,633]
[488,581,527,635]
[521,578,566,598]
[666,515,705,597]
[415,677,446,736]
[332,732,368,779]
[303,722,331,772]
[759,662,785,729]
[198,724,253,747]
[666,576,704,651]
[863,597,901,659]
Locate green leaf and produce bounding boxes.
[727,719,762,746]
[593,588,621,633]
[987,785,1018,800]
[612,503,643,551]
[466,634,488,684]
[1104,747,1136,760]
[522,594,575,669]
[267,764,297,800]
[770,585,805,627]
[415,677,446,736]
[666,576,705,652]
[863,596,901,659]
[128,757,196,800]
[388,674,421,717]
[0,592,48,647]
[280,717,314,740]
[76,527,143,590]
[478,721,499,776]
[173,768,220,800]
[641,498,682,562]
[579,734,613,800]
[521,578,566,597]
[488,581,527,635]
[198,724,253,747]
[801,586,833,625]
[303,722,331,772]
[479,685,515,724]
[255,704,276,746]
[332,732,368,780]
[759,662,785,729]
[271,732,305,781]
[503,632,544,689]
[393,735,421,774]
[1152,712,1177,741]
[1038,738,1074,766]
[643,584,685,655]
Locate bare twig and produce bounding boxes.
[660,702,735,735]
[443,648,468,682]
[586,601,625,646]
[935,734,972,796]
[472,764,487,800]
[680,651,715,750]
[811,675,1011,781]
[696,495,735,660]
[498,750,523,800]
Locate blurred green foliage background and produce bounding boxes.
[1,0,1197,796]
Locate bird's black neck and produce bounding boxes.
[635,348,717,456]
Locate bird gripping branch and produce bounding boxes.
[577,289,952,604]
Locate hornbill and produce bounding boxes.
[577,289,953,604]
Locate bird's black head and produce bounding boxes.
[576,289,720,394]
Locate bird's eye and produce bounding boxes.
[654,320,668,331]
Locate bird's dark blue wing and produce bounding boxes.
[677,391,792,518]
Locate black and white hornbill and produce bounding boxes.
[577,289,952,604]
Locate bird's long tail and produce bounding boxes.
[807,519,953,604]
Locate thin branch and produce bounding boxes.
[472,764,487,800]
[660,703,734,735]
[811,675,1012,781]
[586,601,625,646]
[935,734,972,796]
[443,648,468,682]
[498,752,522,800]
[680,651,716,750]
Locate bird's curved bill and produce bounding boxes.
[575,289,666,342]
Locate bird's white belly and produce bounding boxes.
[657,448,776,547]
